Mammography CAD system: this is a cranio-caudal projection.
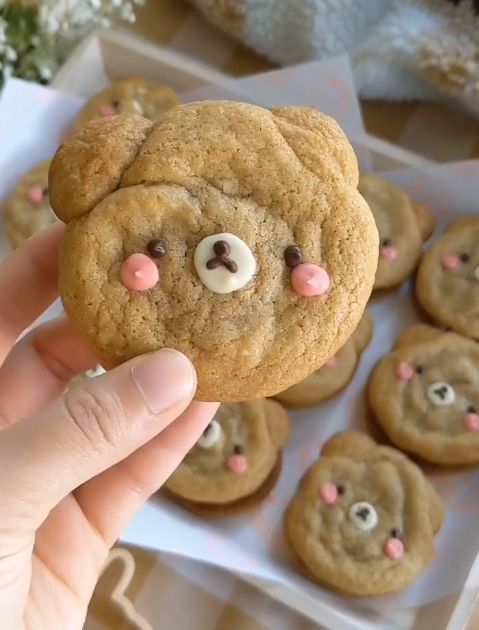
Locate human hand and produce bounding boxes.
[0,224,218,630]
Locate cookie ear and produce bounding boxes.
[264,399,290,450]
[393,324,445,349]
[321,432,375,458]
[351,311,373,353]
[270,106,358,186]
[445,215,479,235]
[49,114,152,223]
[411,201,435,241]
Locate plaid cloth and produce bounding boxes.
[86,1,479,628]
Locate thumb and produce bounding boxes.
[0,348,196,528]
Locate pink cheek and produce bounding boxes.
[325,355,337,368]
[380,245,398,261]
[99,104,115,117]
[396,361,414,382]
[26,186,44,204]
[120,253,159,291]
[465,414,479,432]
[384,538,404,560]
[291,263,330,297]
[227,454,248,475]
[319,483,337,505]
[441,255,459,270]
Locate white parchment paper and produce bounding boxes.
[0,68,478,619]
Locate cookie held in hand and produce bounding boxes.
[285,432,443,596]
[4,160,56,247]
[49,101,378,401]
[274,311,373,408]
[358,174,434,290]
[369,324,479,465]
[416,216,479,340]
[164,399,290,514]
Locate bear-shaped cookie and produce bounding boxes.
[164,398,289,514]
[49,102,378,401]
[358,174,434,290]
[416,216,479,340]
[274,311,372,407]
[72,77,180,132]
[4,160,56,247]
[285,432,443,595]
[369,323,479,465]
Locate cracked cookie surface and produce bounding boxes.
[50,101,378,401]
[285,432,443,595]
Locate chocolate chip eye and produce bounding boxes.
[42,187,48,196]
[416,365,424,374]
[147,239,167,258]
[382,238,392,247]
[468,405,477,414]
[460,253,470,263]
[233,444,244,455]
[284,245,302,268]
[112,100,120,109]
[336,484,345,495]
[391,528,402,539]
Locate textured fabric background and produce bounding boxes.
[86,1,479,628]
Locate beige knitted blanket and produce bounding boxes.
[191,0,479,115]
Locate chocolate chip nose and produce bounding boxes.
[207,240,238,273]
[356,506,370,522]
[435,386,448,400]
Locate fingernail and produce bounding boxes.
[132,349,196,415]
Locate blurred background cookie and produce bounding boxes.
[3,160,56,248]
[72,77,180,132]
[369,324,479,465]
[285,432,443,596]
[274,311,373,408]
[358,174,434,290]
[416,216,479,340]
[164,399,290,515]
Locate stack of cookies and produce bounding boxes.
[5,91,477,600]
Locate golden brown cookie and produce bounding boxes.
[164,399,290,512]
[49,102,378,401]
[3,160,56,247]
[369,324,479,465]
[416,216,479,340]
[285,432,443,596]
[274,311,373,408]
[358,174,434,290]
[72,77,180,132]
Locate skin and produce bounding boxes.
[0,224,218,629]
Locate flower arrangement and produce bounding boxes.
[0,0,143,88]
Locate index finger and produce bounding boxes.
[0,222,65,359]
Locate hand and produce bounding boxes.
[0,224,218,630]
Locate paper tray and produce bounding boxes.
[49,29,477,630]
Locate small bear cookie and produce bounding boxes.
[72,77,180,132]
[416,216,479,340]
[285,432,443,596]
[369,324,479,465]
[49,102,379,401]
[358,174,434,290]
[3,160,56,247]
[164,399,290,513]
[274,311,373,407]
